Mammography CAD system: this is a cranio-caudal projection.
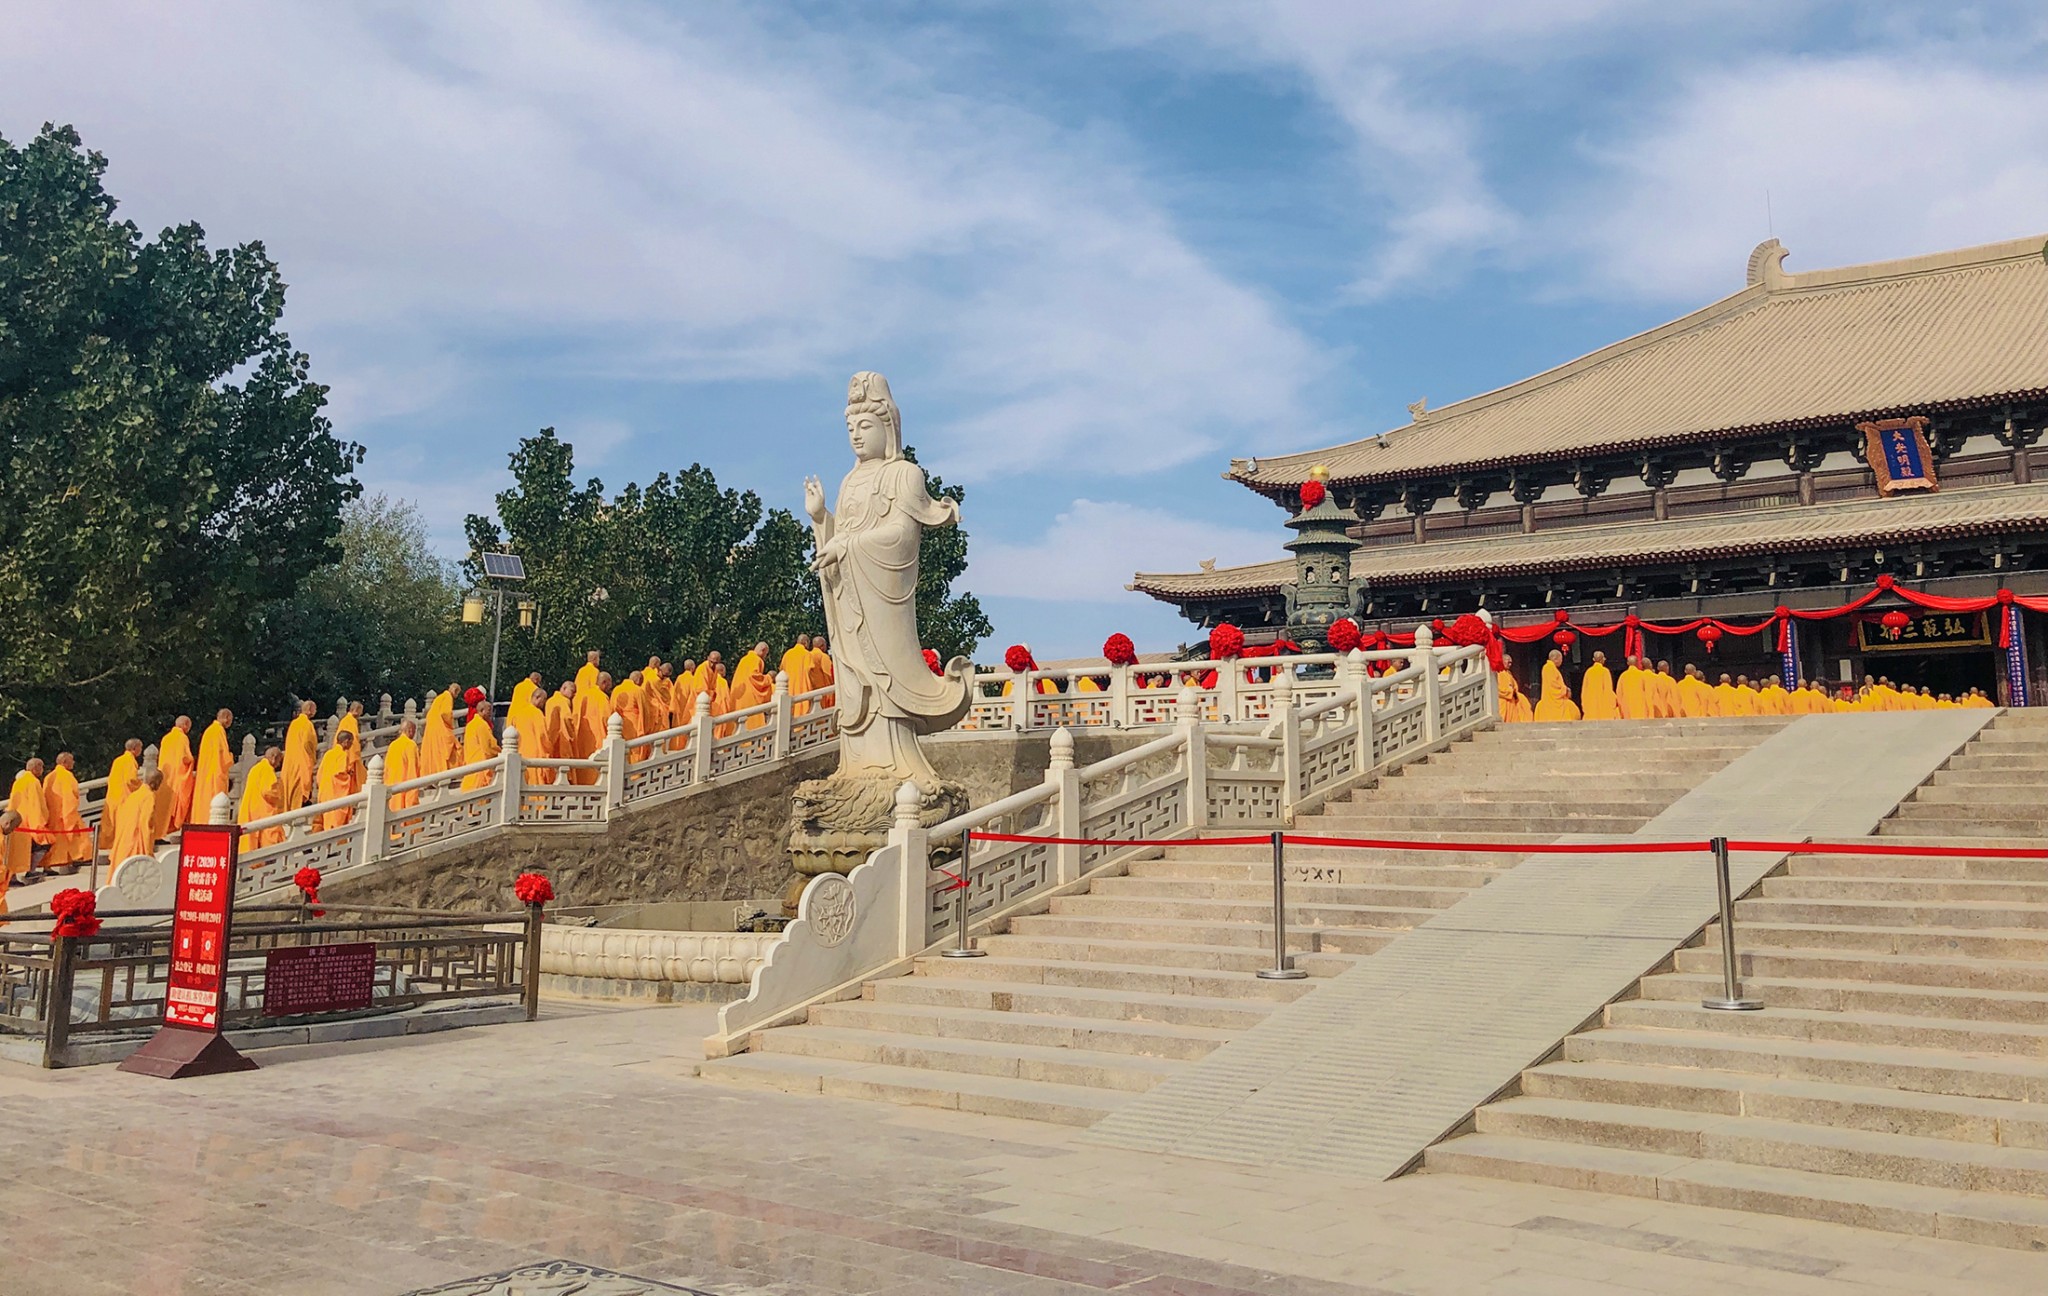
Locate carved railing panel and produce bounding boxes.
[385,783,501,854]
[1076,777,1186,872]
[621,747,696,804]
[521,783,607,823]
[243,820,366,894]
[709,726,777,777]
[790,708,838,754]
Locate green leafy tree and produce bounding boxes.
[247,495,479,710]
[463,430,824,681]
[0,124,362,770]
[902,446,992,662]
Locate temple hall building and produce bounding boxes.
[1133,234,2048,702]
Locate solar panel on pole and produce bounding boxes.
[482,553,526,581]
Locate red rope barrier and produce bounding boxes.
[1730,840,2048,860]
[1282,834,1709,854]
[964,829,2048,860]
[968,831,1273,847]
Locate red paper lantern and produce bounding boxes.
[1880,610,1911,640]
[1697,624,1723,653]
[1553,629,1577,649]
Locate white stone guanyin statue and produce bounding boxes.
[802,372,974,784]
[785,373,971,904]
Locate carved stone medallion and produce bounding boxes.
[804,873,857,948]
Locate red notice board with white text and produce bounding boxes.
[165,824,239,1031]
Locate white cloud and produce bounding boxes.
[0,0,1326,486]
[1565,55,2048,301]
[969,499,1276,603]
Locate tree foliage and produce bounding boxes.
[902,446,993,662]
[0,124,363,770]
[463,430,825,680]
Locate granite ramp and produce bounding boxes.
[1081,710,1995,1178]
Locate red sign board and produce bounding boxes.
[263,942,375,1017]
[166,824,238,1031]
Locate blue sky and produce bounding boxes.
[6,2,2046,658]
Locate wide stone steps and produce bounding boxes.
[1761,875,2048,904]
[1734,896,2048,930]
[1561,1028,2048,1104]
[1713,920,2048,961]
[1007,912,1328,952]
[1881,816,2048,838]
[1783,853,2048,880]
[1083,875,1477,908]
[1424,1133,2048,1249]
[696,1052,1133,1126]
[1638,971,2048,1024]
[1468,1097,2048,1198]
[974,931,1367,974]
[1945,751,2048,771]
[1043,894,1440,931]
[1519,1059,2048,1147]
[747,1024,1183,1092]
[1124,857,1505,887]
[868,975,1272,1030]
[1603,999,2048,1058]
[807,1000,1234,1060]
[900,953,1319,1001]
[1309,811,1655,834]
[1675,944,2048,993]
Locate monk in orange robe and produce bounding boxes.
[384,720,422,810]
[159,715,197,826]
[507,683,552,782]
[238,748,285,852]
[42,753,91,871]
[1496,671,1533,723]
[421,684,460,776]
[281,700,320,811]
[1579,652,1619,720]
[315,732,362,830]
[1615,657,1652,720]
[810,636,834,708]
[192,708,236,825]
[1532,651,1581,722]
[109,773,160,870]
[545,683,577,766]
[575,651,602,694]
[461,703,500,791]
[732,642,776,729]
[781,635,815,716]
[611,671,649,762]
[667,672,701,751]
[338,701,366,784]
[5,760,48,880]
[570,675,610,784]
[707,664,737,739]
[1678,665,1716,717]
[641,659,671,734]
[100,739,143,851]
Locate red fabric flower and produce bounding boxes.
[923,648,943,675]
[1208,624,1246,660]
[1299,480,1327,509]
[1102,632,1138,666]
[1004,644,1036,672]
[50,888,102,940]
[463,686,486,706]
[1326,619,1362,653]
[514,872,555,905]
[294,867,324,917]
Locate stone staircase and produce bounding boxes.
[698,717,1780,1125]
[1426,708,2048,1251]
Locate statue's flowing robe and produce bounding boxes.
[814,458,970,778]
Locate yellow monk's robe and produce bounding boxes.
[42,765,91,868]
[151,767,178,842]
[315,745,360,830]
[512,679,541,712]
[1787,687,1818,716]
[1615,664,1652,720]
[544,694,575,764]
[99,751,139,849]
[281,713,319,810]
[1579,662,1619,720]
[338,712,365,785]
[507,689,552,783]
[811,646,835,708]
[110,785,158,870]
[1497,671,1533,723]
[1076,676,1103,693]
[1757,682,1791,715]
[1732,685,1762,716]
[461,715,500,790]
[384,732,422,810]
[732,650,765,691]
[611,676,649,762]
[238,761,284,852]
[576,662,601,694]
[1532,661,1581,722]
[708,674,737,739]
[5,770,48,878]
[780,645,815,716]
[570,684,610,785]
[667,676,702,751]
[1678,675,1715,718]
[421,691,458,776]
[159,725,197,827]
[193,720,235,826]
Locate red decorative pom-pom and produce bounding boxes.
[514,872,555,905]
[1299,480,1327,509]
[1326,619,1362,653]
[1102,633,1138,666]
[463,686,486,706]
[1440,613,1490,647]
[50,888,102,940]
[1208,624,1246,660]
[923,648,943,675]
[294,867,324,917]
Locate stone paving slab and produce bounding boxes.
[1083,711,1995,1179]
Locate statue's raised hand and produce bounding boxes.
[802,475,827,524]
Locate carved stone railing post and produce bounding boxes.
[209,791,233,826]
[603,715,627,813]
[1343,649,1374,772]
[692,694,715,784]
[378,693,394,721]
[362,755,388,864]
[888,780,928,958]
[1274,670,1301,821]
[402,697,419,728]
[1477,609,1501,721]
[1179,684,1209,828]
[1015,670,1033,730]
[500,727,523,824]
[1109,663,1132,728]
[1219,656,1242,721]
[1415,624,1441,745]
[772,670,793,759]
[1048,728,1082,885]
[141,743,160,779]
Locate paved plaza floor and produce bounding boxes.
[3,1003,2043,1295]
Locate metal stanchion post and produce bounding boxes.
[1701,835,1761,1011]
[1257,829,1306,981]
[941,828,987,958]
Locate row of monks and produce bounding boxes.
[1497,650,1998,723]
[3,639,834,886]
